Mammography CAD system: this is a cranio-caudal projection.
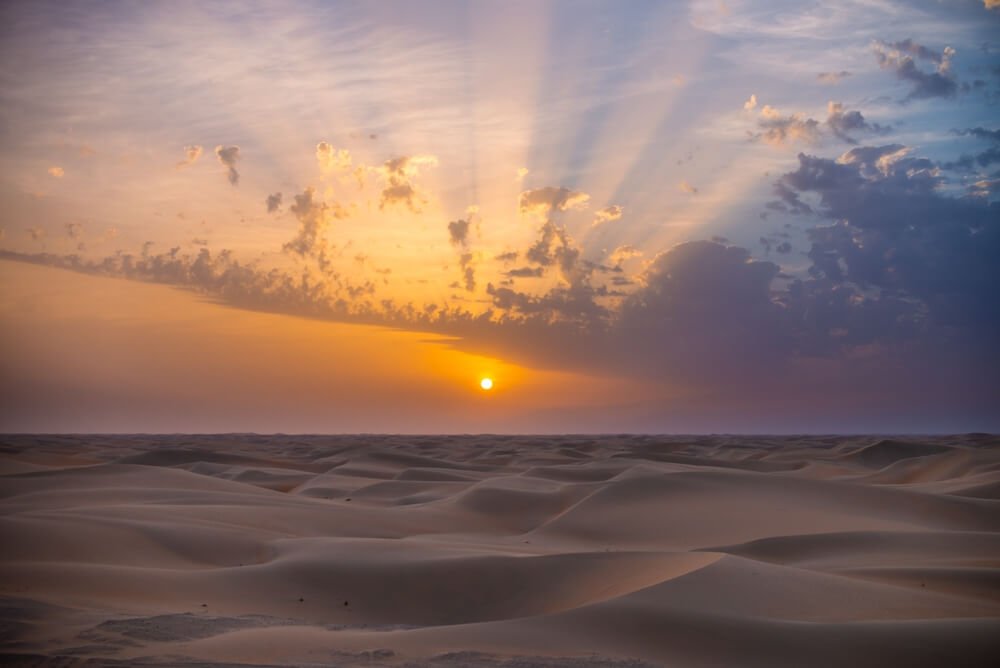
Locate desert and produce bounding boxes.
[2,433,998,667]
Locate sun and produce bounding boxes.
[479,377,494,391]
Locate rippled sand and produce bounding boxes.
[2,434,999,666]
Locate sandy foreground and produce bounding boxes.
[1,434,998,667]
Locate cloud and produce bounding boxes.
[447,219,470,246]
[266,192,283,213]
[316,142,352,173]
[377,154,437,212]
[446,211,481,292]
[836,144,913,178]
[282,187,347,269]
[825,101,888,144]
[505,266,544,278]
[176,145,203,169]
[743,93,758,111]
[608,245,642,267]
[953,127,1000,143]
[518,186,590,217]
[759,234,792,255]
[750,102,887,147]
[755,105,821,146]
[215,145,241,185]
[883,38,943,64]
[515,167,529,182]
[507,186,600,303]
[678,180,699,195]
[47,166,64,178]
[943,127,1000,170]
[525,222,569,268]
[968,178,999,197]
[485,280,608,324]
[987,0,1000,10]
[65,222,83,240]
[617,241,783,378]
[776,146,998,332]
[592,205,623,227]
[458,252,476,292]
[873,39,957,100]
[817,71,851,84]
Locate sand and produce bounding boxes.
[1,434,998,667]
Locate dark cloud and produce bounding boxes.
[266,192,283,214]
[513,186,593,286]
[486,280,608,324]
[614,241,785,379]
[873,39,957,100]
[943,127,1000,170]
[459,252,475,292]
[759,235,793,255]
[378,155,437,212]
[527,221,589,285]
[445,214,478,292]
[768,181,813,214]
[214,145,241,185]
[825,102,889,144]
[777,147,999,332]
[954,126,1000,142]
[283,188,348,271]
[283,188,325,257]
[505,266,544,278]
[447,219,470,246]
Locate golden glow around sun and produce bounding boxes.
[480,377,494,391]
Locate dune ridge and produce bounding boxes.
[1,434,999,666]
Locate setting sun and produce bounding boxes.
[480,378,494,391]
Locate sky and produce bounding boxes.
[1,0,998,433]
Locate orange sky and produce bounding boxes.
[1,260,669,432]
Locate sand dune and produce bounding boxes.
[1,434,999,666]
